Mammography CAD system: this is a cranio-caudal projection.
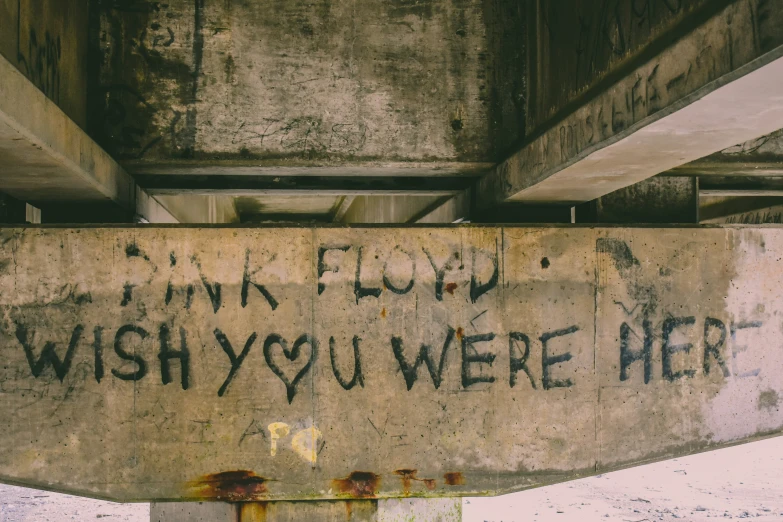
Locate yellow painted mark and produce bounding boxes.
[291,427,322,464]
[267,422,290,457]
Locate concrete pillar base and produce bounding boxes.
[150,498,462,522]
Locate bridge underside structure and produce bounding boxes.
[3,226,783,499]
[3,0,783,520]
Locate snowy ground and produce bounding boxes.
[1,437,783,521]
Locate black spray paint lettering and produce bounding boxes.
[662,316,696,381]
[121,242,154,306]
[391,327,456,390]
[242,249,279,310]
[93,326,104,382]
[423,249,455,301]
[730,320,763,378]
[470,244,499,304]
[213,329,258,397]
[509,332,536,389]
[703,317,729,377]
[461,333,496,388]
[329,336,364,390]
[619,320,653,384]
[317,245,350,295]
[164,253,221,313]
[355,246,382,304]
[191,256,221,313]
[121,283,134,306]
[263,334,317,404]
[540,326,578,390]
[158,325,190,390]
[112,324,149,381]
[383,247,415,295]
[16,323,84,382]
[619,316,741,383]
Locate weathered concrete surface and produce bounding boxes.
[702,201,783,224]
[673,129,783,177]
[90,0,520,172]
[0,52,135,207]
[0,52,240,224]
[576,177,698,224]
[478,0,783,205]
[524,0,716,137]
[0,225,781,502]
[416,191,471,224]
[340,196,451,224]
[0,0,89,128]
[699,196,783,223]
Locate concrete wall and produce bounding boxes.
[0,225,781,501]
[89,0,523,169]
[0,0,89,128]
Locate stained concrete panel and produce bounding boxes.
[525,0,714,135]
[91,0,519,171]
[0,226,780,502]
[0,0,89,128]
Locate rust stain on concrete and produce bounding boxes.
[332,471,381,498]
[443,472,465,486]
[189,470,268,500]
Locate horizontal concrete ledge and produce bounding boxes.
[0,53,135,206]
[699,176,783,197]
[136,175,474,197]
[0,54,189,224]
[671,161,783,177]
[477,0,783,206]
[125,163,494,178]
[701,190,783,197]
[0,226,782,502]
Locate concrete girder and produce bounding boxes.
[477,0,783,206]
[0,225,781,501]
[0,54,239,224]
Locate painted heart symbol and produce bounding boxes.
[263,334,317,403]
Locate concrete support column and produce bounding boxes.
[150,498,461,522]
[574,176,698,224]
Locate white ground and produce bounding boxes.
[1,438,783,521]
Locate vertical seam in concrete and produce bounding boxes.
[131,231,138,469]
[184,0,205,155]
[593,229,600,473]
[499,227,505,495]
[310,227,317,477]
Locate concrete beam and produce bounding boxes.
[331,197,357,223]
[699,176,783,196]
[0,53,242,224]
[0,226,781,501]
[576,177,698,224]
[0,52,135,207]
[338,196,450,224]
[700,196,783,223]
[477,0,783,206]
[415,191,471,224]
[136,175,473,197]
[670,129,783,177]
